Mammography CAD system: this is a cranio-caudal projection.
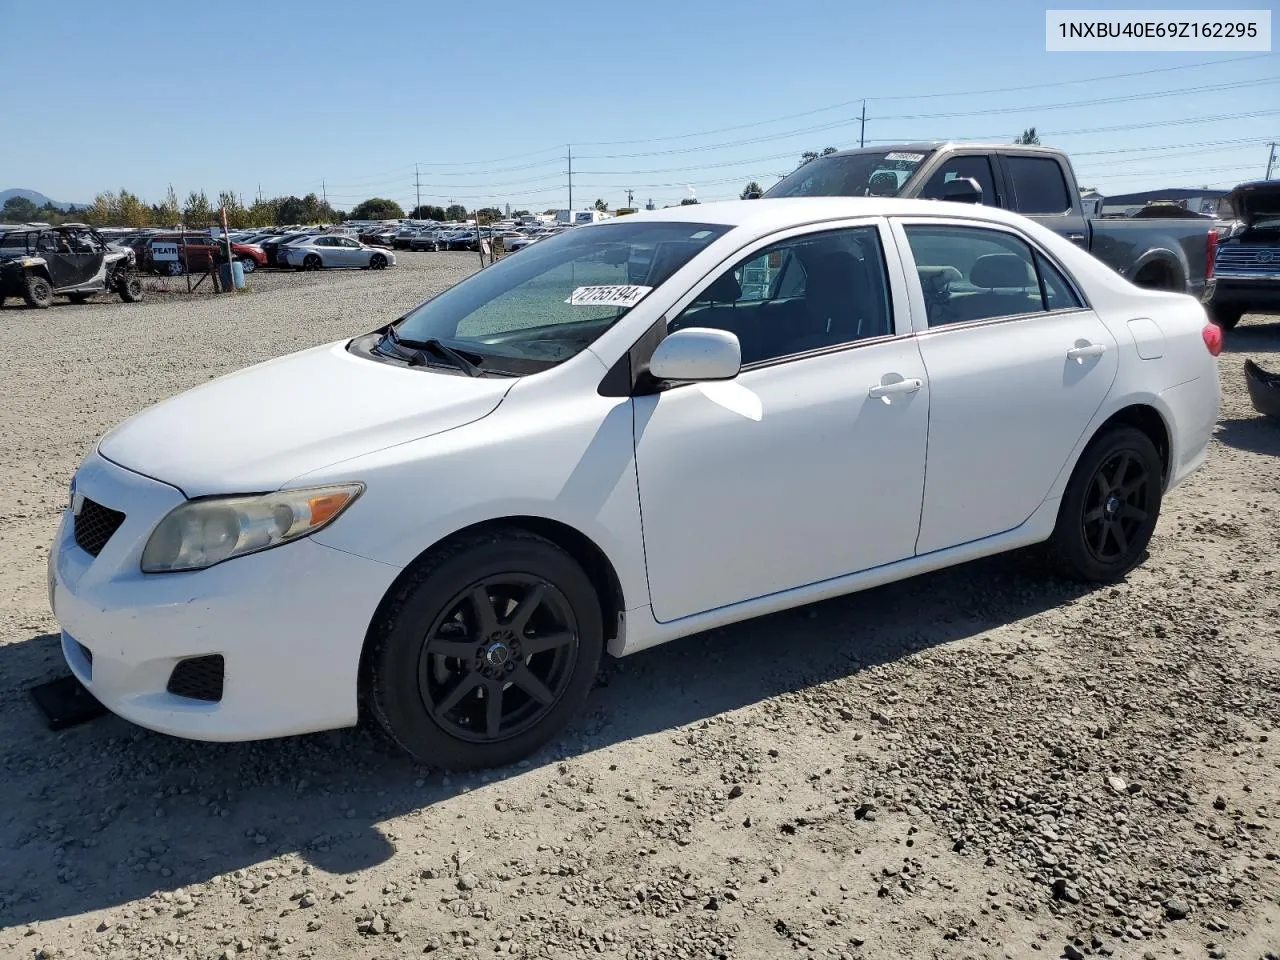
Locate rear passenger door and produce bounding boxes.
[891,218,1118,554]
[997,153,1089,249]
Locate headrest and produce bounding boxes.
[699,271,742,302]
[969,253,1035,289]
[917,264,963,288]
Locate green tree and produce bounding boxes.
[410,204,447,221]
[593,198,608,212]
[117,189,150,227]
[85,191,118,226]
[247,197,279,227]
[350,197,405,220]
[1014,127,1040,145]
[1,196,39,222]
[679,197,699,205]
[184,190,213,228]
[740,181,763,199]
[512,210,531,218]
[154,185,181,227]
[798,147,838,167]
[444,204,468,222]
[475,207,503,224]
[218,191,250,229]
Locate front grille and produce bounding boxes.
[166,655,225,702]
[73,499,126,556]
[1215,244,1280,275]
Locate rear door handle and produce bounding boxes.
[1067,232,1086,242]
[868,378,923,399]
[1066,343,1106,362]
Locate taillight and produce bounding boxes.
[1202,321,1223,356]
[1205,228,1218,282]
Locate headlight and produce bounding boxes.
[140,483,363,573]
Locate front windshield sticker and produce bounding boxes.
[884,152,925,162]
[565,284,654,307]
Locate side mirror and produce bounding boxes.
[941,177,983,204]
[648,328,741,382]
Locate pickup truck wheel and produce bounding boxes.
[367,529,603,770]
[23,275,53,308]
[1209,304,1243,330]
[118,274,144,303]
[1048,425,1162,583]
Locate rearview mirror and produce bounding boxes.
[940,177,983,204]
[648,328,741,382]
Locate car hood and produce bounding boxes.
[1226,181,1280,228]
[97,339,514,497]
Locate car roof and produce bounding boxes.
[581,196,1044,234]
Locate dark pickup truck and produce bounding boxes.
[762,142,1218,299]
[1205,178,1280,329]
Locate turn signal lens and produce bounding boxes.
[1202,321,1223,357]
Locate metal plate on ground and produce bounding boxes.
[29,674,108,730]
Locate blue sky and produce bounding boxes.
[2,0,1276,212]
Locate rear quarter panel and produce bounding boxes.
[1089,218,1212,297]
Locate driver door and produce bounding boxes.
[43,232,102,288]
[632,220,930,622]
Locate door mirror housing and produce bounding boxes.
[648,328,742,383]
[940,177,983,204]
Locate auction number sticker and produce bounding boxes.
[884,152,925,162]
[565,285,653,307]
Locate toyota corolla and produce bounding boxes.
[49,198,1221,769]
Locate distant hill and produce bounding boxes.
[0,188,87,211]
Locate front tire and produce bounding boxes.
[118,274,143,303]
[370,253,387,270]
[239,257,257,274]
[23,275,53,308]
[367,530,603,770]
[1209,304,1243,330]
[1048,425,1163,582]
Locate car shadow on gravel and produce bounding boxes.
[0,550,1092,929]
[1216,415,1280,455]
[1223,318,1280,354]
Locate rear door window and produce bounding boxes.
[1004,156,1072,215]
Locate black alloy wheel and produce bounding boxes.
[304,254,322,271]
[367,529,603,770]
[418,575,579,743]
[370,253,387,270]
[1080,449,1153,565]
[1049,425,1163,582]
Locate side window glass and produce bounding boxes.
[1005,156,1071,215]
[920,156,998,205]
[1034,251,1084,310]
[669,226,893,366]
[904,225,1044,326]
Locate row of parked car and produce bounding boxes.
[379,221,568,253]
[98,227,398,274]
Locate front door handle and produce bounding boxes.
[1066,343,1106,362]
[1067,232,1086,242]
[868,378,923,399]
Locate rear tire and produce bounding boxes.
[367,529,604,770]
[1048,426,1163,583]
[239,257,257,274]
[1209,304,1243,330]
[23,275,53,308]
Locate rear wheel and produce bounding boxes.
[303,254,322,271]
[1048,426,1163,582]
[1209,304,1243,330]
[367,529,603,770]
[23,275,53,308]
[370,253,387,270]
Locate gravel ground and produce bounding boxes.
[0,255,1277,960]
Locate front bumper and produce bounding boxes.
[1209,276,1280,310]
[50,450,401,742]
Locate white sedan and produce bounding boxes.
[49,198,1220,769]
[280,235,395,270]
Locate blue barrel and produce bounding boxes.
[218,260,247,291]
[231,260,245,289]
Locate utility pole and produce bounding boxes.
[567,145,573,213]
[1267,142,1277,180]
[321,180,327,205]
[414,164,422,217]
[626,188,634,209]
[859,100,867,149]
[256,184,262,204]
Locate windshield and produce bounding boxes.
[392,220,731,369]
[764,149,934,199]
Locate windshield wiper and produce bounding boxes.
[377,324,484,377]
